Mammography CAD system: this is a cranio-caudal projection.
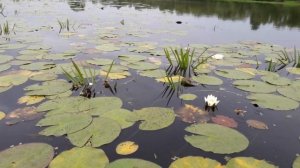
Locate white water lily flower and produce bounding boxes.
[204,94,220,107]
[89,83,93,86]
[212,54,224,60]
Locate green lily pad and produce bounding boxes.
[68,117,121,147]
[0,111,6,120]
[25,80,72,96]
[95,43,121,52]
[261,75,291,86]
[184,123,249,154]
[192,75,223,85]
[233,80,277,93]
[277,85,300,101]
[139,69,166,78]
[37,113,93,136]
[247,93,299,110]
[169,156,222,168]
[293,156,300,168]
[101,108,135,129]
[215,69,254,80]
[0,85,12,93]
[0,143,54,168]
[119,54,147,63]
[0,64,11,72]
[49,147,109,168]
[30,73,58,81]
[226,157,277,168]
[287,67,300,75]
[87,58,114,66]
[0,55,13,64]
[0,72,28,87]
[126,62,160,71]
[9,60,31,65]
[20,62,56,71]
[130,107,175,131]
[179,94,197,101]
[43,53,75,60]
[106,158,161,168]
[101,64,128,73]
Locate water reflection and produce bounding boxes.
[68,0,86,12]
[81,0,300,30]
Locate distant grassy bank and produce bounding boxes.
[217,0,300,6]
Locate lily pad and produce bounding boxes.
[226,157,277,168]
[139,69,166,78]
[246,119,268,130]
[101,109,135,129]
[0,111,5,120]
[95,43,121,52]
[247,93,299,110]
[215,69,254,80]
[126,62,160,71]
[287,67,300,75]
[184,123,249,154]
[130,107,175,131]
[0,143,54,168]
[293,156,300,168]
[49,147,109,168]
[211,115,238,128]
[68,117,121,147]
[25,80,72,96]
[179,94,197,101]
[233,80,277,93]
[119,54,147,63]
[192,75,223,85]
[116,141,139,155]
[261,75,291,86]
[0,55,13,64]
[37,113,93,136]
[30,73,57,81]
[0,64,11,72]
[20,62,56,71]
[169,156,223,168]
[87,58,114,66]
[106,158,161,168]
[18,95,45,105]
[277,86,300,101]
[5,106,43,125]
[176,104,209,124]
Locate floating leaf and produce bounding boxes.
[126,62,160,71]
[179,94,197,101]
[192,75,223,85]
[25,80,72,96]
[247,93,299,110]
[226,157,277,168]
[106,158,161,168]
[246,119,268,130]
[156,75,182,83]
[0,143,54,168]
[277,86,300,101]
[49,147,109,168]
[287,67,300,75]
[293,156,300,168]
[0,55,13,64]
[169,156,223,168]
[101,109,135,129]
[130,107,175,131]
[215,69,254,80]
[233,80,277,93]
[68,117,121,147]
[87,58,113,66]
[261,75,291,86]
[119,54,147,63]
[0,64,11,72]
[211,115,238,128]
[20,62,56,71]
[18,95,45,105]
[184,123,249,154]
[5,107,43,125]
[0,111,5,120]
[100,70,130,80]
[139,69,166,78]
[30,73,57,81]
[95,43,121,52]
[37,113,92,136]
[116,141,139,155]
[176,104,209,124]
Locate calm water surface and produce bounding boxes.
[0,0,300,167]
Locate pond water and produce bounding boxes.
[0,0,300,167]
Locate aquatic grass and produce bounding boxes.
[271,47,300,71]
[57,19,73,33]
[103,60,115,88]
[164,47,210,78]
[266,59,277,72]
[0,21,10,36]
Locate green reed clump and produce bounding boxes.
[0,21,10,36]
[58,19,72,33]
[62,59,96,88]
